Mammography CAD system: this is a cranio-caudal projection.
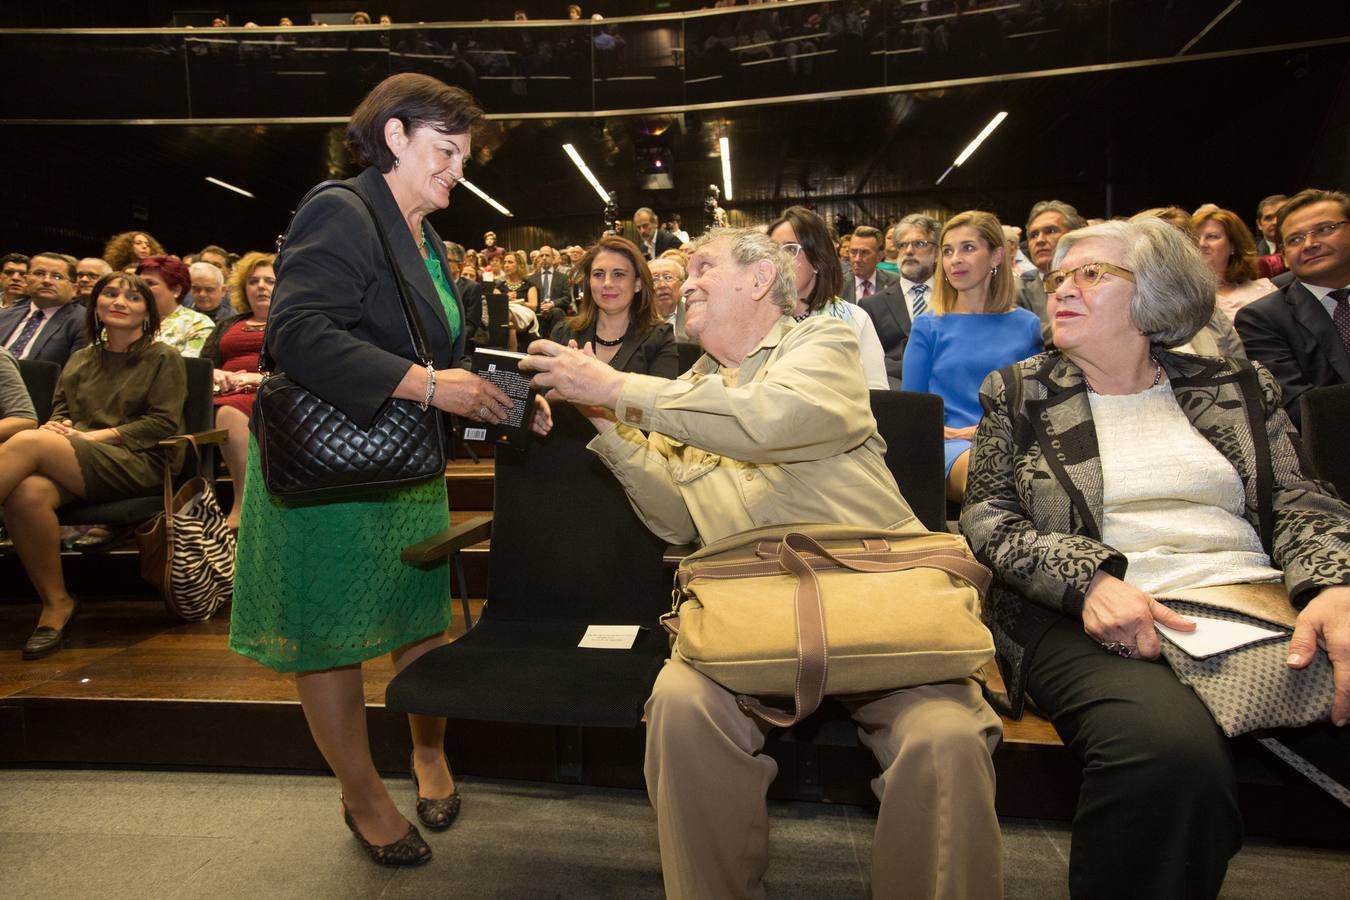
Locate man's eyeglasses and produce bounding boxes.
[28,269,67,283]
[1044,261,1136,293]
[776,242,804,259]
[651,273,682,284]
[1284,220,1348,250]
[895,240,934,251]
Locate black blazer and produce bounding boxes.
[642,230,681,261]
[266,167,466,430]
[455,277,483,338]
[0,300,89,368]
[550,318,679,378]
[1235,280,1350,430]
[858,285,912,390]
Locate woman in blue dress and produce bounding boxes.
[902,210,1043,501]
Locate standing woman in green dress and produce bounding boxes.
[228,74,525,867]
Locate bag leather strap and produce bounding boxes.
[730,532,991,728]
[261,180,434,374]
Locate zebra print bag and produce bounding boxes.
[134,458,236,622]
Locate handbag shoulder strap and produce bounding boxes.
[261,179,434,373]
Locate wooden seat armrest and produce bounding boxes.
[159,429,229,448]
[402,515,494,565]
[663,543,698,565]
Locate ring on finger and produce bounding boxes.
[1100,640,1136,658]
[478,404,489,419]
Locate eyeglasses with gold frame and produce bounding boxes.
[1044,261,1136,293]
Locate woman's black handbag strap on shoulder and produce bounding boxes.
[253,179,446,503]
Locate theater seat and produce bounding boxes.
[16,358,60,424]
[1300,384,1350,500]
[388,402,672,728]
[871,389,946,533]
[675,340,701,374]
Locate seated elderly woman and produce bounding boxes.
[549,235,678,377]
[902,210,1043,501]
[201,251,275,530]
[1191,203,1279,324]
[523,228,1003,900]
[0,272,185,660]
[961,217,1350,900]
[137,255,216,358]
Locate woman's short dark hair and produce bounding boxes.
[767,205,842,313]
[346,73,484,173]
[87,272,162,353]
[565,235,661,337]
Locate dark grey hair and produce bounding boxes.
[1026,200,1086,234]
[1052,218,1215,347]
[687,227,796,315]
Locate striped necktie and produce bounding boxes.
[910,283,929,317]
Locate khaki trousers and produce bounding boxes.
[644,657,1004,900]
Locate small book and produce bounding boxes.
[465,348,538,449]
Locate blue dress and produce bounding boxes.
[901,308,1043,475]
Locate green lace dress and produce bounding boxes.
[228,254,462,672]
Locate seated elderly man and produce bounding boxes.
[522,228,1002,900]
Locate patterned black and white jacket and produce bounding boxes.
[960,349,1350,718]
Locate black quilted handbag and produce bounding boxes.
[253,181,445,503]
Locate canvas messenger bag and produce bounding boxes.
[663,524,995,727]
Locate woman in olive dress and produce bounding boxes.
[228,74,546,867]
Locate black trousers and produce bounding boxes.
[1027,617,1244,900]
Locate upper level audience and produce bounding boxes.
[1236,188,1350,429]
[0,252,89,368]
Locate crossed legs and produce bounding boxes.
[0,430,87,631]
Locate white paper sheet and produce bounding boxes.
[577,624,641,650]
[1155,615,1287,659]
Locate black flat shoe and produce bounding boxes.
[341,798,432,867]
[22,602,78,661]
[410,751,462,831]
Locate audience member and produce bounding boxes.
[2,253,29,308]
[529,244,570,337]
[1236,188,1350,429]
[648,256,689,342]
[0,271,183,660]
[187,261,235,324]
[549,235,677,377]
[521,227,1004,900]
[74,257,112,301]
[1129,208,1245,358]
[665,213,689,244]
[1018,200,1086,343]
[1192,204,1278,324]
[859,212,941,389]
[137,255,215,357]
[1254,193,1288,257]
[0,252,89,367]
[840,225,897,303]
[201,251,274,530]
[1002,225,1037,277]
[962,215,1350,899]
[0,347,38,441]
[488,250,540,350]
[876,225,900,275]
[103,230,165,273]
[198,244,232,277]
[902,211,1042,502]
[633,207,680,261]
[767,206,888,389]
[442,242,483,347]
[479,230,505,268]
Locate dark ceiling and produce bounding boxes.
[1,1,1347,258]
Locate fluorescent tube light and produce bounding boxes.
[719,136,733,202]
[458,178,513,217]
[952,111,1008,167]
[563,143,610,203]
[205,176,255,199]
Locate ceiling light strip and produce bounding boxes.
[719,136,733,202]
[951,111,1007,167]
[563,143,610,203]
[458,178,512,217]
[204,176,255,199]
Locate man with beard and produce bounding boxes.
[859,213,939,389]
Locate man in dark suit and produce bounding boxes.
[840,226,898,304]
[1236,188,1350,430]
[529,245,571,339]
[443,241,483,349]
[1254,193,1288,257]
[633,207,680,261]
[1,253,29,309]
[0,252,88,367]
[859,213,941,388]
[1017,200,1086,347]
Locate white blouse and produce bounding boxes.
[1089,380,1282,595]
